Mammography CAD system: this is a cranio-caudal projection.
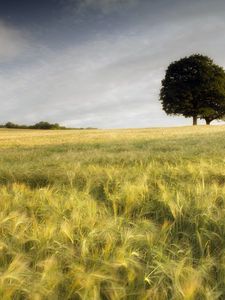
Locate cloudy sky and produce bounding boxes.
[0,0,225,128]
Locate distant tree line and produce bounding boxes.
[0,121,65,130]
[0,121,97,130]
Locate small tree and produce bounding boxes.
[31,121,61,129]
[5,122,19,128]
[160,54,225,125]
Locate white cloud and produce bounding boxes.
[0,21,30,63]
[0,27,164,127]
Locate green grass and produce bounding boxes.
[0,126,225,299]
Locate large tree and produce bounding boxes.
[160,54,225,125]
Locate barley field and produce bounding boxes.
[0,126,225,300]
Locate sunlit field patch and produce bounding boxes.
[0,126,225,299]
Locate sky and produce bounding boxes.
[0,0,225,128]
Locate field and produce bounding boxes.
[0,126,225,300]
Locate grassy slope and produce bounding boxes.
[0,126,225,300]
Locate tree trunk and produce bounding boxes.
[193,116,197,126]
[205,118,211,125]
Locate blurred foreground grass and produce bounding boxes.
[0,126,225,299]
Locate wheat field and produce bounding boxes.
[0,126,225,299]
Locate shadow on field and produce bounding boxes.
[0,173,52,188]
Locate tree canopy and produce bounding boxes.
[160,54,225,125]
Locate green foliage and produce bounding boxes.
[3,121,66,130]
[0,126,225,299]
[5,122,27,129]
[31,121,61,130]
[160,54,225,124]
[1,121,96,130]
